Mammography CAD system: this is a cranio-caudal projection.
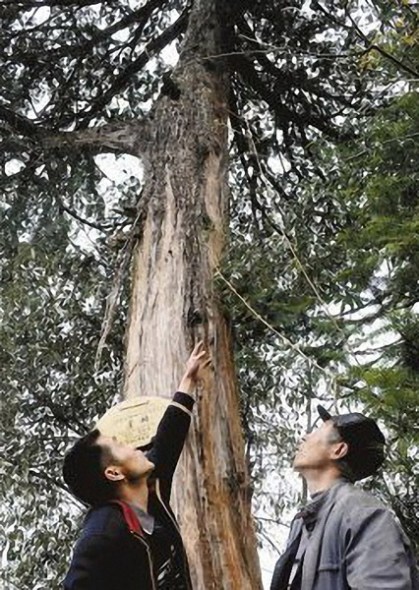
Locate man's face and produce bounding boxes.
[293,420,346,472]
[98,435,155,482]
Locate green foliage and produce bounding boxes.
[0,0,418,586]
[0,189,127,585]
[225,2,419,558]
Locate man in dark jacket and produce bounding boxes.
[271,405,419,590]
[63,342,209,590]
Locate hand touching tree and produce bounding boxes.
[178,341,211,395]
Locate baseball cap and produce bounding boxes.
[317,405,385,481]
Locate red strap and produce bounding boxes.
[111,500,143,535]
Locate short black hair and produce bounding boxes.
[326,423,384,482]
[319,405,385,481]
[62,429,116,507]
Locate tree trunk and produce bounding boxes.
[123,1,262,588]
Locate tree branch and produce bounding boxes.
[44,119,151,155]
[232,54,342,140]
[50,0,166,59]
[78,9,189,124]
[313,0,419,78]
[2,0,105,6]
[0,103,43,139]
[0,100,151,156]
[348,18,419,78]
[56,195,113,231]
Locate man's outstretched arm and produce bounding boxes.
[147,341,210,499]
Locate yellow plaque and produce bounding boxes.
[95,397,170,448]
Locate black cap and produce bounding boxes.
[317,405,385,481]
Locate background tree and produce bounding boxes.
[223,0,419,560]
[0,0,417,588]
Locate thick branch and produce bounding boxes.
[45,119,150,156]
[0,100,151,156]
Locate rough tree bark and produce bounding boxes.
[40,1,262,586]
[121,1,263,589]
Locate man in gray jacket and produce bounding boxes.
[271,405,418,590]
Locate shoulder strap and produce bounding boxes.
[110,500,144,536]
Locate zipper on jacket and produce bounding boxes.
[155,479,193,590]
[132,531,157,590]
[155,479,182,534]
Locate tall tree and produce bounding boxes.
[0,0,402,586]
